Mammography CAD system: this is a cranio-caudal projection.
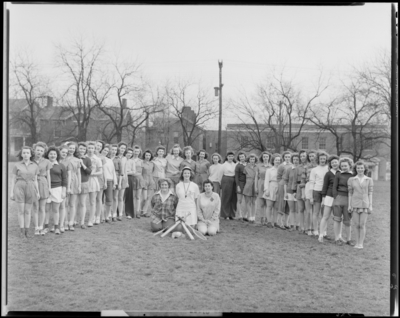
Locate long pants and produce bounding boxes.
[124,176,135,218]
[220,176,237,218]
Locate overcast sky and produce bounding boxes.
[8,3,393,129]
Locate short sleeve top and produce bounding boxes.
[175,181,200,201]
[255,163,271,181]
[179,159,197,173]
[89,155,102,177]
[13,161,39,182]
[133,158,143,176]
[112,156,122,176]
[195,159,210,175]
[35,158,52,178]
[243,164,257,180]
[153,157,167,178]
[165,155,184,177]
[142,161,155,178]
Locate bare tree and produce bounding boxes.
[165,79,218,147]
[229,69,328,153]
[55,36,110,141]
[10,51,51,144]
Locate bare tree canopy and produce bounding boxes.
[10,51,51,144]
[229,68,329,153]
[165,79,218,147]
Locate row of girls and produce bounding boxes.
[216,149,374,249]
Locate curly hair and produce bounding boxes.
[352,160,369,175]
[299,149,309,163]
[290,152,300,163]
[77,142,88,156]
[142,149,154,161]
[157,178,173,189]
[327,155,340,169]
[117,142,128,156]
[224,151,237,163]
[316,151,329,165]
[210,152,222,163]
[155,145,166,157]
[179,167,195,181]
[271,153,282,165]
[183,146,195,158]
[33,141,48,157]
[236,151,247,162]
[45,146,61,161]
[246,153,258,163]
[170,144,183,157]
[307,149,318,163]
[197,149,208,160]
[259,151,272,164]
[339,157,354,171]
[202,179,214,191]
[16,146,34,161]
[96,140,105,153]
[281,151,292,161]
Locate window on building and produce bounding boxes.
[283,131,291,145]
[267,137,274,149]
[364,138,373,150]
[173,132,179,144]
[319,137,326,150]
[54,129,62,138]
[302,137,309,149]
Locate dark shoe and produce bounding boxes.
[335,240,343,246]
[345,240,355,246]
[323,235,333,241]
[288,226,295,232]
[243,218,249,222]
[112,218,117,222]
[284,225,290,230]
[117,217,122,221]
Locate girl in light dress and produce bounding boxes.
[131,146,145,219]
[66,142,81,231]
[208,153,224,195]
[165,144,183,192]
[10,146,40,238]
[110,144,122,222]
[32,142,51,235]
[303,150,318,236]
[115,142,128,221]
[58,145,71,233]
[76,142,92,229]
[254,151,272,226]
[86,141,103,227]
[348,161,374,249]
[197,179,221,236]
[283,153,299,232]
[99,144,117,223]
[242,153,258,224]
[263,154,282,228]
[94,140,107,225]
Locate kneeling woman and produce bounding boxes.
[150,178,179,232]
[197,180,221,236]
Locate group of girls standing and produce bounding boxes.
[10,141,373,248]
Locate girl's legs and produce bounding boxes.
[141,189,148,216]
[297,199,305,231]
[312,202,321,236]
[318,206,332,241]
[265,200,273,225]
[78,193,88,227]
[32,200,39,233]
[352,212,361,247]
[304,199,313,234]
[52,202,61,233]
[257,198,266,225]
[44,202,51,232]
[16,202,25,236]
[23,203,32,237]
[288,200,296,230]
[38,199,47,231]
[135,189,142,218]
[88,192,97,226]
[68,194,77,228]
[236,193,244,219]
[359,212,368,247]
[197,222,207,235]
[112,189,119,220]
[95,190,103,224]
[117,189,125,219]
[59,199,66,231]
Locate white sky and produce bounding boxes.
[8,3,393,129]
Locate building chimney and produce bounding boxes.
[47,96,53,108]
[122,98,127,108]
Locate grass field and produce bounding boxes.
[6,163,390,315]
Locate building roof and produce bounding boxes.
[227,123,388,132]
[9,99,32,113]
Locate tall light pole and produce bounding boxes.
[214,60,223,154]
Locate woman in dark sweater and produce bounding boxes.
[332,157,354,246]
[234,152,247,221]
[318,155,339,243]
[44,147,68,235]
[77,142,92,229]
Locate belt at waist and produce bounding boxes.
[269,180,278,183]
[297,181,301,184]
[16,179,34,183]
[37,175,47,179]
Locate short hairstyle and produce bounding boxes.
[271,153,282,165]
[102,144,111,157]
[142,149,154,161]
[45,146,61,161]
[179,167,195,181]
[170,144,183,157]
[259,151,272,164]
[87,141,96,148]
[327,155,340,169]
[67,141,80,158]
[307,149,318,162]
[157,178,173,189]
[290,152,300,163]
[126,147,134,156]
[155,146,166,157]
[281,151,292,160]
[224,151,237,163]
[133,145,142,157]
[210,152,222,163]
[246,153,258,163]
[17,146,34,161]
[316,151,329,165]
[339,157,353,170]
[197,149,208,160]
[299,149,309,162]
[353,160,369,175]
[33,141,48,154]
[96,140,105,152]
[183,146,195,157]
[236,151,247,162]
[202,179,214,191]
[110,144,118,150]
[117,142,128,156]
[77,142,88,156]
[58,145,69,157]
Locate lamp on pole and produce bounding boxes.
[214,60,223,154]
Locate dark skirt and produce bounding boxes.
[220,176,237,218]
[124,176,135,217]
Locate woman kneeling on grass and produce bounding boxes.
[10,146,40,238]
[45,147,67,235]
[197,179,221,236]
[348,161,373,249]
[150,178,179,232]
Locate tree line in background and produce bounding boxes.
[10,36,391,162]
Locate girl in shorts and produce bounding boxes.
[10,146,40,238]
[332,157,354,246]
[243,153,258,224]
[348,161,373,249]
[318,155,340,243]
[276,151,292,229]
[115,142,128,220]
[131,146,145,218]
[66,142,81,231]
[77,142,92,229]
[303,150,318,235]
[263,153,281,228]
[293,150,308,233]
[86,141,103,227]
[283,153,299,232]
[101,144,118,223]
[141,149,156,217]
[254,151,272,226]
[45,147,67,235]
[58,145,71,233]
[234,152,247,221]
